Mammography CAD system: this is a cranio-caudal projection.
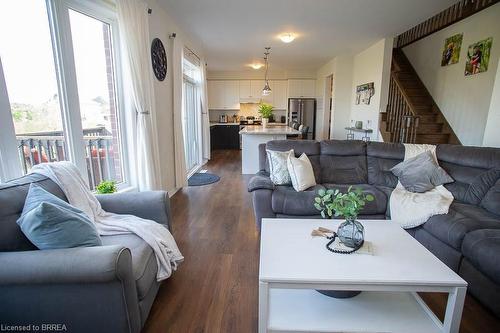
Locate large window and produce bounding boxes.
[0,1,67,173]
[0,0,127,189]
[69,9,124,188]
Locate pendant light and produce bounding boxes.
[262,47,271,96]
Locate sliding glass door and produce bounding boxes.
[182,57,202,176]
[182,79,201,175]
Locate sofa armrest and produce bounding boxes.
[0,245,132,284]
[248,175,275,192]
[0,246,141,333]
[96,191,171,230]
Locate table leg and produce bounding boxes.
[259,282,269,333]
[443,286,466,333]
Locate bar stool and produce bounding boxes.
[300,126,309,140]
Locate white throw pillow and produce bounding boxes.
[267,149,294,185]
[287,153,316,192]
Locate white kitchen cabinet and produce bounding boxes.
[287,80,302,98]
[224,81,240,109]
[239,80,264,100]
[271,80,288,110]
[208,80,239,109]
[251,80,265,100]
[302,80,316,97]
[208,80,225,109]
[262,89,273,105]
[288,79,316,98]
[239,80,252,99]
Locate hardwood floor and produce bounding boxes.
[143,149,500,333]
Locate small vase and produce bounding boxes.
[337,217,364,248]
[317,217,364,299]
[262,118,268,128]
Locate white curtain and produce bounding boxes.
[117,0,161,191]
[200,59,210,161]
[172,36,188,188]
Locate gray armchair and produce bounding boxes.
[0,173,172,333]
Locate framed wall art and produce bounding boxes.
[464,37,493,76]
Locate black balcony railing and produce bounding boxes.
[16,127,121,189]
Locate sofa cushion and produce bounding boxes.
[481,179,500,216]
[422,203,500,250]
[391,151,454,193]
[437,145,500,205]
[323,184,388,215]
[288,153,316,192]
[462,229,500,285]
[102,234,157,300]
[267,149,294,185]
[320,141,367,184]
[272,184,325,215]
[367,142,404,188]
[263,141,322,182]
[451,201,500,222]
[0,173,67,251]
[17,184,102,250]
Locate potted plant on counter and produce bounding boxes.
[258,103,273,128]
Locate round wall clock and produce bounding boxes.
[151,38,167,81]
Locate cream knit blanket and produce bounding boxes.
[390,144,454,229]
[31,162,183,281]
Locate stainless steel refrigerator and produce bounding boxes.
[288,98,316,140]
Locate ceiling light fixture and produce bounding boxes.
[249,63,264,70]
[262,47,271,96]
[279,33,295,43]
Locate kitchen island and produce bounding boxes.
[239,125,301,174]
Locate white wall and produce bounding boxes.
[350,38,393,141]
[316,58,335,140]
[146,0,204,193]
[483,58,500,147]
[316,38,393,141]
[403,3,500,146]
[331,55,355,140]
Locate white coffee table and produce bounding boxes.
[259,219,467,333]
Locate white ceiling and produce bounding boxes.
[158,0,457,72]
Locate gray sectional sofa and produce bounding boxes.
[0,173,172,333]
[248,139,500,317]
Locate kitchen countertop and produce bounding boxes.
[210,122,288,127]
[210,122,241,126]
[239,125,301,135]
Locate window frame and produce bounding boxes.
[0,0,131,189]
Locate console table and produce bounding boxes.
[345,127,373,141]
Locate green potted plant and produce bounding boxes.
[258,103,273,127]
[95,180,117,194]
[314,186,374,248]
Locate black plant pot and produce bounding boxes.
[316,290,362,298]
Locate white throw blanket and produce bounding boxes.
[31,162,183,281]
[390,144,454,229]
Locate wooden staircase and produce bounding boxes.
[380,49,460,145]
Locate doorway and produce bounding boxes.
[323,74,334,139]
